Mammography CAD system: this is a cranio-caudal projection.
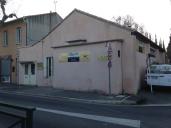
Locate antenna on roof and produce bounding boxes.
[54,0,57,12]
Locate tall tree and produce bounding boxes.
[113,15,135,27]
[123,15,134,27]
[145,32,149,38]
[113,15,146,35]
[138,25,144,34]
[159,39,162,47]
[155,34,158,44]
[133,23,139,31]
[163,40,165,49]
[149,33,152,40]
[115,16,122,24]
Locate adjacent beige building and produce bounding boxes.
[19,9,165,94]
[0,12,62,84]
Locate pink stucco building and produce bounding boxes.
[18,9,165,95]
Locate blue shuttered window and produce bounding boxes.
[16,27,22,44]
[3,31,8,47]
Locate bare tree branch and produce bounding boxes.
[0,0,17,24]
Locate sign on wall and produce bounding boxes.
[58,51,90,63]
[58,53,68,62]
[97,55,108,61]
[68,52,80,62]
[80,51,90,62]
[37,62,43,70]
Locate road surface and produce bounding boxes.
[0,93,170,128]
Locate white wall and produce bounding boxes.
[19,42,44,86]
[42,10,137,94]
[53,42,122,94]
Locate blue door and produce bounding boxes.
[1,59,11,83]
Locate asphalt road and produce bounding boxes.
[0,93,170,128]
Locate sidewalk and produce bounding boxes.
[0,84,144,105]
[139,86,171,105]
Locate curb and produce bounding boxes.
[0,90,137,106]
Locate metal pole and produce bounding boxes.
[21,119,25,128]
[149,65,153,93]
[108,65,111,95]
[107,42,112,95]
[148,54,153,93]
[26,110,33,128]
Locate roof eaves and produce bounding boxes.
[24,12,59,19]
[2,12,62,26]
[131,31,165,52]
[27,8,134,47]
[74,9,134,32]
[26,9,77,47]
[1,18,24,26]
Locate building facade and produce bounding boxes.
[0,12,62,83]
[18,9,165,94]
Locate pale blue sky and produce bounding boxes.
[3,0,171,47]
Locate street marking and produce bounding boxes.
[121,96,130,102]
[37,107,141,128]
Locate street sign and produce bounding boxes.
[107,43,112,61]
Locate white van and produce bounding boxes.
[146,64,171,86]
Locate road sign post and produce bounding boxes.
[107,43,112,95]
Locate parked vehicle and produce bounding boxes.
[146,64,171,86]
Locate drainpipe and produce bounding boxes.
[26,20,28,45]
[121,41,124,94]
[16,50,19,85]
[23,17,28,46]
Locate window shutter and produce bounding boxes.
[16,28,19,43]
[20,28,22,43]
[44,58,47,78]
[51,57,53,76]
